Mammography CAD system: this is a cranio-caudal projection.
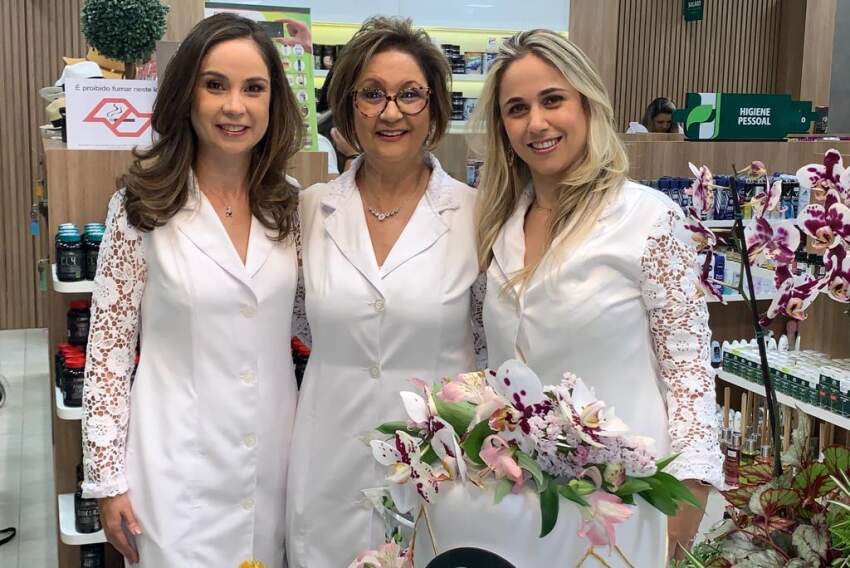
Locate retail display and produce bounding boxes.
[67,299,91,346]
[56,223,106,282]
[74,464,101,534]
[80,543,105,568]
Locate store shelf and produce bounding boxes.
[704,220,735,228]
[55,387,81,421]
[51,265,94,294]
[314,69,488,82]
[716,370,850,430]
[707,293,775,303]
[58,493,106,546]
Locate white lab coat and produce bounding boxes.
[82,177,298,567]
[416,181,722,566]
[285,155,481,567]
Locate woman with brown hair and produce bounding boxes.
[285,16,484,568]
[81,13,303,567]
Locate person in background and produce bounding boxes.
[442,29,720,565]
[285,16,484,568]
[317,66,360,174]
[81,14,303,567]
[627,96,681,133]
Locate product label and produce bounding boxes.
[57,250,84,279]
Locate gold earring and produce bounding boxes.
[507,146,515,167]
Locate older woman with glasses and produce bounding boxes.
[285,16,484,568]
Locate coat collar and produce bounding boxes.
[319,153,459,294]
[174,170,275,293]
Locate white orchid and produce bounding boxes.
[399,384,467,481]
[566,379,628,448]
[370,431,439,515]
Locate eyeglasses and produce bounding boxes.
[351,86,431,118]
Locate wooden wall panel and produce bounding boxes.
[611,0,782,131]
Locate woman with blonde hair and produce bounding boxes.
[422,30,721,565]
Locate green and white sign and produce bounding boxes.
[683,0,704,22]
[673,92,819,141]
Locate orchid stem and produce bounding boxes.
[421,503,438,556]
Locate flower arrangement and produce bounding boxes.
[351,360,698,566]
[675,414,850,567]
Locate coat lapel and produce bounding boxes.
[245,216,276,279]
[175,172,253,291]
[379,161,457,278]
[491,185,532,284]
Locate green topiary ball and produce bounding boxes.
[81,0,169,66]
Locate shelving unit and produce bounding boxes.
[314,69,489,82]
[55,387,82,421]
[716,369,850,431]
[51,264,95,294]
[57,493,106,546]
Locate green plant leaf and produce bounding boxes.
[420,444,439,465]
[539,482,559,538]
[460,419,494,466]
[614,478,652,498]
[793,463,836,499]
[433,396,475,435]
[516,450,545,490]
[723,487,755,511]
[376,421,419,436]
[557,483,589,507]
[568,479,598,496]
[758,488,801,517]
[686,105,715,129]
[493,478,513,505]
[655,453,680,472]
[653,472,702,509]
[825,446,850,477]
[638,476,679,516]
[738,463,774,487]
[791,524,828,563]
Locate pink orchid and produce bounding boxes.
[798,190,850,251]
[747,160,767,179]
[479,434,524,490]
[796,149,847,204]
[371,431,439,514]
[400,385,467,481]
[349,542,412,568]
[761,275,824,326]
[750,180,783,218]
[699,251,725,303]
[686,163,714,214]
[824,245,850,302]
[577,492,634,548]
[683,210,717,252]
[438,372,504,427]
[744,218,799,268]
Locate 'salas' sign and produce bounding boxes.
[673,93,819,141]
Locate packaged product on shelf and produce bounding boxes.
[462,97,477,120]
[465,159,483,188]
[313,43,323,70]
[80,543,105,568]
[56,227,84,282]
[55,343,83,389]
[83,224,105,281]
[67,300,91,346]
[61,354,85,407]
[74,464,101,534]
[321,44,336,69]
[464,51,483,74]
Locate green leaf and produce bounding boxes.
[722,487,754,511]
[493,478,513,505]
[825,446,850,478]
[433,396,475,435]
[516,450,545,490]
[759,488,800,514]
[539,482,560,538]
[792,524,828,563]
[653,471,702,509]
[655,453,680,472]
[738,463,774,487]
[568,478,598,496]
[793,463,836,499]
[614,478,652,498]
[686,105,715,130]
[460,420,494,466]
[638,476,679,516]
[556,483,589,507]
[376,421,419,436]
[420,444,439,465]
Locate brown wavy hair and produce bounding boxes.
[123,13,304,241]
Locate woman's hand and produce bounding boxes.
[99,493,142,564]
[667,479,710,561]
[274,18,313,54]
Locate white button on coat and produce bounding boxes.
[286,155,480,567]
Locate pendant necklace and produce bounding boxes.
[224,206,234,218]
[363,168,427,222]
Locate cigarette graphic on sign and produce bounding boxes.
[83,98,152,137]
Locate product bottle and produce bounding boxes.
[711,340,722,368]
[62,355,85,407]
[67,300,91,346]
[84,228,103,281]
[741,437,758,466]
[56,230,84,282]
[80,543,105,568]
[74,464,101,534]
[724,432,742,487]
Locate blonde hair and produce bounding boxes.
[470,29,628,285]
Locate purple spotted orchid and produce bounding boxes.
[796,148,847,204]
[798,189,850,252]
[761,275,825,326]
[370,431,440,514]
[823,245,850,302]
[744,218,800,288]
[686,162,715,214]
[485,360,552,452]
[401,381,467,481]
[750,180,783,217]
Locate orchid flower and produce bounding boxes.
[750,179,783,217]
[744,218,800,281]
[746,160,767,179]
[484,360,551,451]
[761,275,824,326]
[683,209,717,252]
[438,372,504,427]
[798,189,850,251]
[823,245,850,302]
[686,163,714,214]
[371,431,439,514]
[566,379,628,448]
[796,149,847,204]
[400,383,467,481]
[348,542,412,568]
[577,492,633,549]
[699,251,725,303]
[479,434,524,490]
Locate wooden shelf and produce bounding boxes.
[58,493,106,546]
[716,370,850,430]
[314,69,488,82]
[55,387,81,421]
[51,264,94,294]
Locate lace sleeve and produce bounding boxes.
[471,273,487,370]
[291,211,311,346]
[640,208,723,489]
[82,191,147,498]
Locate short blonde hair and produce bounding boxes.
[470,29,629,284]
[328,17,451,152]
